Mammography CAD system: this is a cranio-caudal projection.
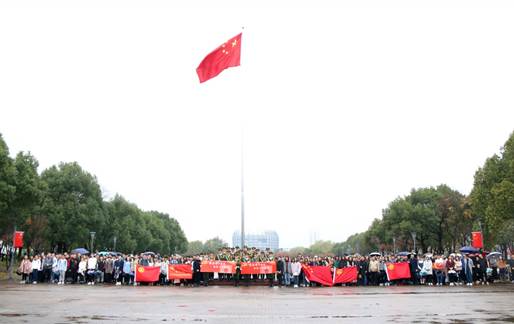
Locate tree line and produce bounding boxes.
[0,134,187,255]
[287,131,514,256]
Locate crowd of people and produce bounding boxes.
[11,245,514,288]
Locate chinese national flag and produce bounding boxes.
[13,231,24,248]
[196,33,242,83]
[302,265,333,286]
[385,262,411,281]
[471,232,483,249]
[168,264,192,280]
[135,266,160,282]
[333,266,358,284]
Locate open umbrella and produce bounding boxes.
[397,251,411,256]
[460,246,479,254]
[143,251,156,256]
[71,248,89,255]
[487,251,502,258]
[369,252,381,257]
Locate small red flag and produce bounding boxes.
[13,231,24,248]
[333,266,358,284]
[385,262,411,281]
[196,33,242,83]
[135,266,160,282]
[471,231,483,249]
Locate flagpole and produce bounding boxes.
[241,126,245,248]
[240,26,245,249]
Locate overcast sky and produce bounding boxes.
[1,0,513,249]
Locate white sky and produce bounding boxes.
[1,0,513,249]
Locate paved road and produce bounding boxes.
[0,283,513,323]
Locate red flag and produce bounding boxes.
[13,231,24,248]
[385,262,411,281]
[333,266,358,284]
[168,264,192,280]
[302,265,333,286]
[135,266,160,282]
[196,33,242,83]
[471,231,483,249]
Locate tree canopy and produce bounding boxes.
[0,133,188,255]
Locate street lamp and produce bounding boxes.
[90,231,96,253]
[411,232,417,254]
[113,236,117,252]
[392,237,396,254]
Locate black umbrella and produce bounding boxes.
[71,248,90,255]
[460,246,479,254]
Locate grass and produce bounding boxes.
[0,258,21,281]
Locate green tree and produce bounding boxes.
[471,131,514,251]
[41,162,105,252]
[307,240,334,256]
[203,237,228,254]
[0,134,16,236]
[185,240,204,256]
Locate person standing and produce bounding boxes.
[97,256,105,283]
[31,255,41,284]
[433,255,446,286]
[104,256,114,284]
[462,254,474,286]
[57,255,67,285]
[276,257,285,287]
[18,255,32,284]
[113,255,124,286]
[421,256,433,285]
[69,254,79,284]
[42,253,53,283]
[87,254,98,285]
[284,256,292,287]
[122,257,132,285]
[192,257,201,287]
[291,258,301,288]
[409,254,419,285]
[368,257,380,286]
[78,256,87,284]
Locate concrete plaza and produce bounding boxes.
[0,283,513,323]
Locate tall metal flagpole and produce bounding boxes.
[240,27,245,249]
[240,126,245,248]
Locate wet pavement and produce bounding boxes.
[0,283,513,323]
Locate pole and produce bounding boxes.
[411,232,417,254]
[7,226,16,282]
[90,231,96,254]
[240,127,245,248]
[393,237,396,254]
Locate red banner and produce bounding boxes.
[200,261,236,274]
[168,264,192,280]
[302,265,333,286]
[135,266,160,282]
[333,266,358,284]
[13,231,24,248]
[471,231,483,249]
[241,262,276,275]
[385,262,411,281]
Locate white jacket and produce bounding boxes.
[87,257,97,270]
[422,259,433,275]
[291,262,302,276]
[78,260,87,274]
[31,259,41,271]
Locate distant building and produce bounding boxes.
[232,231,279,251]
